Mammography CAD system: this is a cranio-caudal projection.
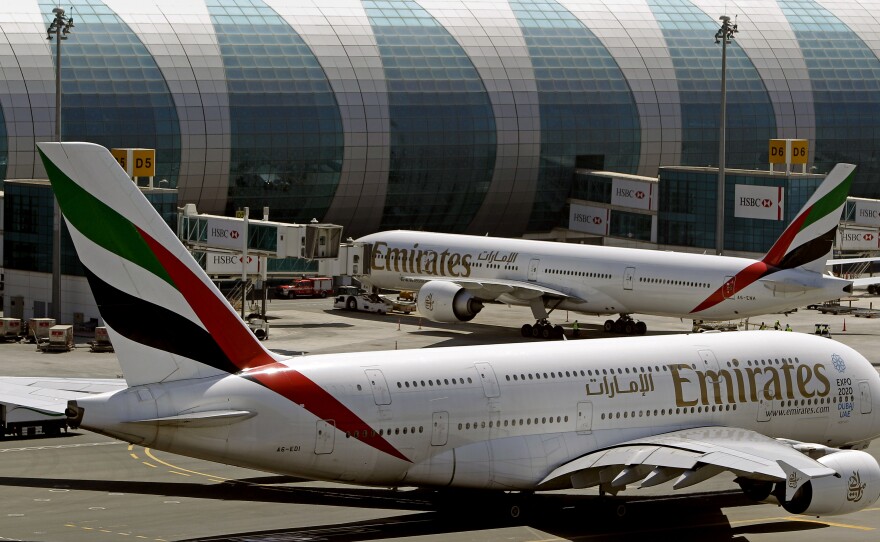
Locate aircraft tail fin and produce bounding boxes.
[37,142,281,387]
[761,163,855,274]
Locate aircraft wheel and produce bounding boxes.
[346,296,357,310]
[623,321,635,335]
[508,503,525,520]
[521,324,533,337]
[531,325,541,338]
[541,325,552,339]
[635,321,647,335]
[553,325,564,339]
[603,319,615,332]
[738,479,773,502]
[613,320,624,333]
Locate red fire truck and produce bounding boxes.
[275,277,333,298]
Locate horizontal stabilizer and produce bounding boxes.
[128,410,256,427]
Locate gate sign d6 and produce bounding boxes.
[769,139,809,165]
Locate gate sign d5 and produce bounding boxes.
[111,148,156,178]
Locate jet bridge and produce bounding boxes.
[177,204,343,261]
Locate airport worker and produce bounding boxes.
[785,323,792,331]
[572,320,580,337]
[774,320,781,330]
[759,322,766,330]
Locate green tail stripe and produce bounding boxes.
[38,148,175,288]
[799,169,853,232]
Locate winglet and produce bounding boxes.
[777,460,811,502]
[762,163,855,273]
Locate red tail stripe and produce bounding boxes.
[691,261,768,314]
[137,226,275,370]
[246,363,410,462]
[762,204,812,268]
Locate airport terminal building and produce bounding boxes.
[2,0,880,240]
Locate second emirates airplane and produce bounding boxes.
[357,164,858,337]
[7,141,879,522]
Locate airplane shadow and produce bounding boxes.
[0,476,831,541]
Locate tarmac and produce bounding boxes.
[1,294,879,541]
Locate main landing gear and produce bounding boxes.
[521,319,565,340]
[603,315,647,335]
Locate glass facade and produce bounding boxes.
[4,181,177,276]
[649,0,776,169]
[365,0,496,232]
[658,168,823,252]
[571,172,612,204]
[779,0,880,199]
[40,0,181,184]
[511,0,640,231]
[208,0,344,224]
[610,210,653,242]
[1,1,880,238]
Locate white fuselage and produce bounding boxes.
[357,231,851,320]
[77,332,880,490]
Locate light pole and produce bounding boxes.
[714,15,737,256]
[46,7,74,321]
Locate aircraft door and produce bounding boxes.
[722,276,735,299]
[475,362,500,398]
[315,419,335,454]
[757,398,771,422]
[577,402,593,434]
[364,369,392,405]
[528,259,539,281]
[431,411,449,446]
[623,267,635,291]
[860,381,872,415]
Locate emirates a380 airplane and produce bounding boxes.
[357,164,859,338]
[4,142,880,520]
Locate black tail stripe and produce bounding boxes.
[773,226,837,270]
[84,268,240,375]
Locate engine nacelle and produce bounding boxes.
[781,450,880,516]
[417,281,484,323]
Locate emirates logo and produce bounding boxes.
[423,293,435,312]
[848,471,866,502]
[788,470,801,489]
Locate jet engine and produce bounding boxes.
[417,281,484,323]
[780,450,880,516]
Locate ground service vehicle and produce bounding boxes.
[7,142,880,521]
[275,277,333,298]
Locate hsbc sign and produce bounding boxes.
[207,218,245,250]
[569,203,610,236]
[734,185,784,221]
[838,228,880,250]
[205,252,262,274]
[611,178,655,211]
[854,200,880,226]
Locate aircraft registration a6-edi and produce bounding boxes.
[357,163,863,338]
[5,141,880,521]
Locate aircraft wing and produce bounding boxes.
[0,376,127,415]
[401,275,580,302]
[827,257,880,266]
[849,277,880,287]
[540,426,835,499]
